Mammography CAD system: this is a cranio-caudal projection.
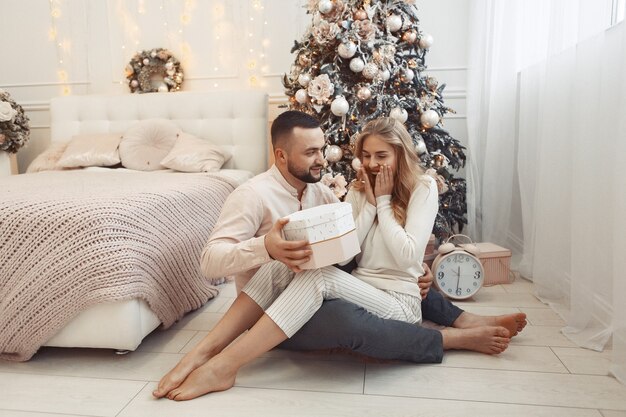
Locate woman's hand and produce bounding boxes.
[374,165,393,197]
[358,167,376,206]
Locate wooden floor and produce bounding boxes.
[1,278,625,417]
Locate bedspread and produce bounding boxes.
[0,170,238,361]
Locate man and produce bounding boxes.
[154,111,526,399]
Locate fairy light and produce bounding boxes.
[49,0,70,95]
[116,0,141,59]
[178,0,196,68]
[244,0,265,88]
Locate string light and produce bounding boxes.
[116,0,141,59]
[49,0,70,95]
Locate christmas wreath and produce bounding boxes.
[125,48,184,93]
[0,89,30,154]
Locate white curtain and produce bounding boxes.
[467,0,626,385]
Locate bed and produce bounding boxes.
[0,91,267,361]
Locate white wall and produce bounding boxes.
[0,0,469,174]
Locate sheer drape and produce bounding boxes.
[467,0,626,385]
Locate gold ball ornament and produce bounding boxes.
[362,63,379,80]
[354,9,367,20]
[402,30,417,43]
[356,86,372,101]
[298,54,311,66]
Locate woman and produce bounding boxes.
[156,118,513,401]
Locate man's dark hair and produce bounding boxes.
[271,110,320,150]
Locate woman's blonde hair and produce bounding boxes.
[353,117,426,226]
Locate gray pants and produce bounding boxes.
[277,282,463,364]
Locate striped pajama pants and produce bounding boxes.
[242,261,422,338]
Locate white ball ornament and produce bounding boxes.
[356,86,372,101]
[130,80,139,88]
[330,96,350,116]
[389,107,408,123]
[143,58,150,65]
[298,73,312,87]
[295,89,309,104]
[351,157,362,171]
[325,145,343,163]
[338,41,357,59]
[157,85,168,93]
[401,69,415,83]
[349,57,365,73]
[318,0,333,14]
[419,33,434,49]
[420,109,440,128]
[415,139,427,155]
[380,69,390,81]
[385,15,403,32]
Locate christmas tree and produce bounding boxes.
[283,0,466,238]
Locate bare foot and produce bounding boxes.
[442,326,511,354]
[454,312,527,336]
[152,349,213,398]
[166,355,236,401]
[495,313,527,336]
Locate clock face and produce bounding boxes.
[434,252,484,299]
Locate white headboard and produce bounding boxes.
[50,91,268,174]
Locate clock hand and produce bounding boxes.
[456,266,460,292]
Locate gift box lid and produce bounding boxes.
[284,202,353,231]
[476,242,511,258]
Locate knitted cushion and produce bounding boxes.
[119,119,180,171]
[57,133,122,168]
[160,132,232,173]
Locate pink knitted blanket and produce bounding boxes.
[0,170,238,361]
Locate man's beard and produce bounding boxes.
[288,163,323,183]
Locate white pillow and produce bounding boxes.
[160,132,232,173]
[26,142,70,173]
[119,119,181,171]
[57,133,122,168]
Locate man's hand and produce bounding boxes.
[264,218,312,273]
[418,262,433,299]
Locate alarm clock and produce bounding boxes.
[432,234,484,300]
